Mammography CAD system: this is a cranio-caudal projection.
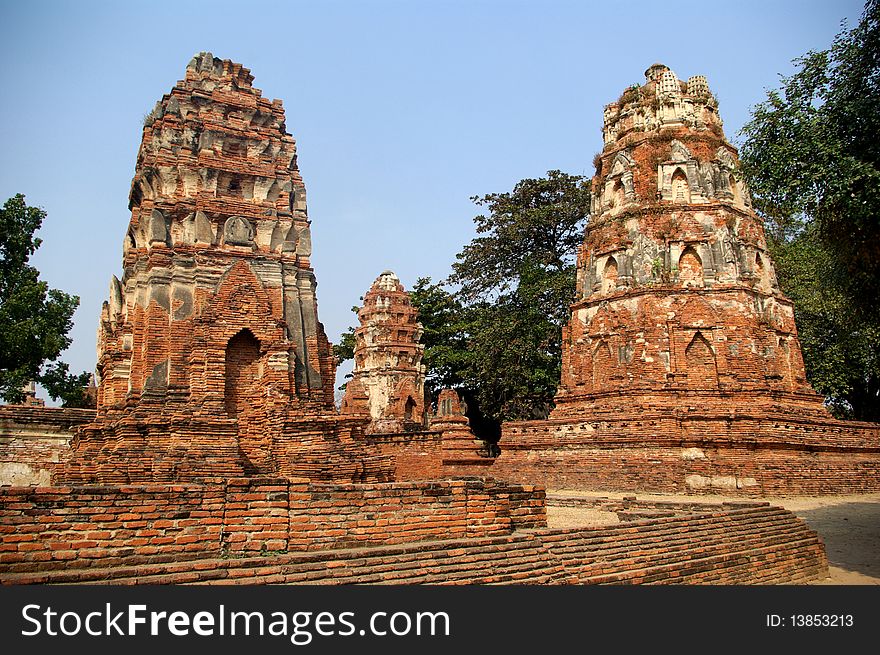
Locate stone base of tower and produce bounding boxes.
[59,408,394,485]
[451,390,880,496]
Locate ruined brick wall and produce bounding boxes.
[340,271,427,432]
[362,431,445,480]
[0,407,94,486]
[3,501,826,586]
[478,412,880,495]
[0,477,545,575]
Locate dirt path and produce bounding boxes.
[547,490,880,585]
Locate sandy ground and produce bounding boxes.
[546,490,880,585]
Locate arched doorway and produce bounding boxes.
[225,329,261,418]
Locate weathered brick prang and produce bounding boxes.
[340,271,427,432]
[447,64,880,495]
[61,53,388,484]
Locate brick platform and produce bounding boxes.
[458,399,880,496]
[0,477,544,576]
[1,499,827,585]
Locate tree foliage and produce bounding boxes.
[451,170,591,303]
[408,277,470,394]
[768,226,880,421]
[739,1,880,419]
[447,170,591,422]
[0,195,91,406]
[331,305,360,367]
[739,0,880,305]
[333,171,590,426]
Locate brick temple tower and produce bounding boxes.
[552,63,827,420]
[62,53,389,483]
[340,271,427,433]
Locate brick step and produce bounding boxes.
[542,515,814,560]
[541,514,817,570]
[554,526,822,579]
[574,538,828,585]
[1,508,826,586]
[553,533,823,585]
[2,533,540,585]
[541,507,805,545]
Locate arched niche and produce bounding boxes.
[755,251,771,291]
[591,340,615,391]
[224,328,261,418]
[729,173,741,205]
[404,396,417,422]
[671,168,690,203]
[679,247,703,287]
[602,256,619,294]
[685,331,718,388]
[612,179,626,208]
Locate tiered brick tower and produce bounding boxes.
[340,271,427,433]
[553,63,824,419]
[62,53,389,483]
[472,64,879,496]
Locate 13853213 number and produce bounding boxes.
[790,614,854,627]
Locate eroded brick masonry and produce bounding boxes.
[60,53,392,484]
[340,271,427,432]
[470,64,880,495]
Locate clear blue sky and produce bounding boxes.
[0,0,865,400]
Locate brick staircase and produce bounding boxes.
[1,505,827,585]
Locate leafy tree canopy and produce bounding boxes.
[739,1,880,419]
[445,170,590,422]
[0,194,91,407]
[768,225,879,421]
[450,170,591,303]
[739,0,880,308]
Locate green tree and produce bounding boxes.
[448,170,591,422]
[768,226,879,421]
[0,195,91,406]
[739,0,880,304]
[408,276,470,394]
[739,1,880,419]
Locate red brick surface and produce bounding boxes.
[1,500,826,586]
[444,65,880,495]
[0,477,545,575]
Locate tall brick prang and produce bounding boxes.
[61,53,390,484]
[474,64,880,496]
[340,271,427,433]
[554,63,821,419]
